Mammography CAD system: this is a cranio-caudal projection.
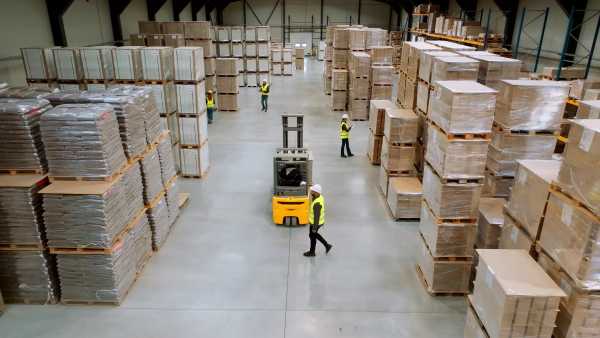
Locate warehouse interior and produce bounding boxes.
[1,0,600,337]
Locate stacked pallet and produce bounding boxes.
[331,26,349,111]
[21,46,61,88]
[367,100,396,164]
[347,52,370,117]
[370,46,394,103]
[295,47,304,69]
[466,249,565,338]
[397,42,441,110]
[470,197,505,291]
[323,26,336,94]
[183,21,215,93]
[255,27,271,85]
[53,47,86,90]
[418,80,497,296]
[426,40,476,53]
[137,21,185,48]
[271,48,293,76]
[79,46,116,91]
[215,58,239,113]
[535,119,600,337]
[467,55,521,90]
[484,80,569,199]
[386,176,422,221]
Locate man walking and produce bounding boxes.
[304,184,332,257]
[206,90,215,124]
[260,79,270,112]
[340,114,355,158]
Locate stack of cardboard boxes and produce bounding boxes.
[215,58,239,112]
[21,46,61,88]
[217,27,232,57]
[370,46,394,103]
[323,26,335,94]
[257,26,271,82]
[272,48,293,76]
[398,42,441,111]
[331,27,350,110]
[295,47,304,69]
[368,100,397,164]
[347,51,370,117]
[135,21,185,48]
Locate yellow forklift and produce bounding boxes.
[272,113,312,226]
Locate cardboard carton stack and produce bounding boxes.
[426,40,477,53]
[323,26,336,94]
[416,51,457,116]
[475,198,506,250]
[418,80,497,295]
[370,47,394,103]
[368,100,397,164]
[21,47,61,88]
[256,27,271,83]
[183,21,215,93]
[215,58,239,113]
[216,26,231,57]
[347,52,370,117]
[570,79,600,100]
[398,42,442,110]
[466,55,521,90]
[386,177,423,220]
[466,249,565,338]
[295,47,304,69]
[379,108,418,198]
[484,80,569,199]
[331,27,350,111]
[79,46,115,91]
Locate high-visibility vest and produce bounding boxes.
[206,97,215,108]
[309,195,325,225]
[340,122,349,139]
[261,84,269,96]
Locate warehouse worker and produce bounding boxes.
[260,79,270,112]
[304,184,332,257]
[340,114,355,158]
[206,91,215,124]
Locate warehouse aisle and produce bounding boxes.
[0,59,466,337]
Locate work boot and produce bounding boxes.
[326,244,333,253]
[303,251,316,257]
[265,109,267,112]
[348,153,354,156]
[341,155,347,158]
[208,120,213,124]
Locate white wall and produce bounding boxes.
[121,0,148,41]
[63,0,113,47]
[155,0,174,21]
[180,2,193,21]
[476,0,504,35]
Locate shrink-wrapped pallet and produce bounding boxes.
[333,27,349,49]
[0,250,59,304]
[542,67,584,79]
[498,214,536,255]
[174,47,205,81]
[0,99,52,171]
[576,100,600,119]
[245,27,257,41]
[370,85,392,101]
[428,81,497,135]
[570,79,600,100]
[186,39,214,57]
[164,177,180,223]
[423,165,482,219]
[349,98,368,120]
[165,34,185,47]
[471,55,520,90]
[176,82,207,115]
[21,47,60,80]
[418,51,457,83]
[403,77,418,110]
[406,43,442,81]
[482,172,513,200]
[159,113,180,145]
[396,72,406,105]
[495,80,570,131]
[140,47,174,81]
[257,26,269,41]
[180,143,210,176]
[417,235,471,293]
[258,43,269,57]
[420,201,476,257]
[505,160,560,238]
[475,198,505,249]
[147,196,170,250]
[348,52,370,77]
[40,104,127,178]
[129,33,146,46]
[231,26,243,41]
[179,112,208,146]
[331,69,348,90]
[184,21,211,39]
[425,124,489,179]
[387,177,422,219]
[383,108,418,144]
[42,161,144,249]
[381,141,415,171]
[430,56,479,83]
[216,76,238,94]
[370,66,393,85]
[330,90,347,110]
[147,82,176,115]
[367,131,383,163]
[112,46,143,81]
[332,49,348,69]
[0,87,58,100]
[217,94,239,111]
[325,26,336,44]
[157,134,176,186]
[416,81,431,114]
[139,21,161,34]
[80,46,115,80]
[349,77,369,99]
[162,22,184,35]
[486,130,556,177]
[369,100,396,135]
[53,48,84,81]
[215,58,238,75]
[140,147,165,205]
[217,27,231,41]
[472,249,565,338]
[348,28,367,50]
[365,28,388,48]
[369,46,393,65]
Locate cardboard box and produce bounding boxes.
[475,198,506,249]
[383,108,418,144]
[461,26,487,39]
[180,144,210,176]
[495,80,570,131]
[186,39,213,57]
[498,214,536,257]
[576,100,600,119]
[472,249,565,338]
[348,52,370,76]
[418,51,457,83]
[257,26,269,41]
[348,98,368,120]
[369,46,393,65]
[482,172,513,200]
[387,177,422,219]
[53,48,84,81]
[583,88,600,100]
[380,140,415,171]
[245,58,257,72]
[174,47,204,81]
[348,77,369,99]
[370,85,392,101]
[176,83,206,116]
[165,34,185,48]
[202,57,216,76]
[371,66,393,85]
[333,27,349,49]
[147,34,165,47]
[330,90,347,110]
[282,49,293,63]
[159,113,180,144]
[367,130,383,163]
[542,67,585,79]
[179,113,208,146]
[162,21,184,35]
[416,81,430,114]
[217,27,231,41]
[272,63,282,75]
[422,164,483,219]
[218,42,231,57]
[21,47,60,80]
[332,48,348,69]
[420,200,477,257]
[348,28,367,50]
[112,46,143,81]
[417,235,471,293]
[79,46,115,80]
[369,100,396,135]
[430,56,479,83]
[231,26,244,41]
[184,21,211,39]
[403,77,418,110]
[130,33,147,46]
[217,93,238,111]
[148,82,176,114]
[216,76,238,94]
[215,58,238,75]
[139,21,162,34]
[295,58,304,69]
[258,42,269,57]
[141,47,174,81]
[406,42,443,81]
[425,124,489,179]
[570,79,600,99]
[245,27,257,41]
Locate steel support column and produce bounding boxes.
[191,0,210,21]
[173,0,192,21]
[109,0,133,44]
[555,0,588,66]
[147,0,168,21]
[492,0,519,47]
[46,0,74,46]
[358,0,362,25]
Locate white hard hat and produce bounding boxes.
[263,79,268,82]
[310,184,323,194]
[342,114,348,119]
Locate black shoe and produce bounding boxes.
[265,109,267,112]
[325,244,333,253]
[303,251,316,257]
[341,155,347,158]
[261,109,265,112]
[348,153,354,157]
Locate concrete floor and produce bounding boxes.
[0,58,467,337]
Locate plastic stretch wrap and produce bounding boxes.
[106,85,163,145]
[369,46,393,65]
[113,47,143,81]
[215,57,239,76]
[386,177,421,219]
[497,214,536,257]
[482,173,512,200]
[45,90,93,106]
[427,81,497,135]
[164,178,180,225]
[54,48,84,81]
[425,123,489,179]
[419,200,476,257]
[157,133,176,186]
[349,77,369,99]
[332,49,347,69]
[537,254,600,338]
[323,75,332,94]
[422,165,482,219]
[80,47,115,80]
[140,147,164,205]
[367,131,383,163]
[576,100,600,119]
[430,56,479,83]
[416,81,430,114]
[416,235,471,292]
[217,27,231,41]
[347,52,370,77]
[570,79,600,100]
[464,304,489,338]
[365,28,387,48]
[370,66,393,85]
[0,250,59,304]
[56,214,152,303]
[369,100,396,135]
[486,130,556,177]
[538,190,600,290]
[0,86,59,99]
[40,104,127,178]
[471,55,520,90]
[333,27,349,49]
[0,99,52,170]
[331,69,347,90]
[230,26,243,41]
[20,46,60,80]
[396,72,406,105]
[347,28,366,50]
[380,141,415,171]
[147,196,170,249]
[43,162,144,249]
[0,177,48,244]
[323,60,332,77]
[370,85,392,101]
[383,108,418,144]
[184,21,211,40]
[140,47,174,81]
[215,76,238,94]
[174,47,204,82]
[330,90,347,110]
[472,249,565,338]
[326,26,335,44]
[176,82,206,115]
[475,198,505,249]
[186,40,213,58]
[406,43,442,81]
[495,80,570,131]
[403,78,418,110]
[217,93,239,111]
[348,99,368,120]
[505,160,560,239]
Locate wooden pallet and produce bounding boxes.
[141,80,172,85]
[5,298,59,305]
[0,168,47,175]
[215,74,239,77]
[428,120,492,140]
[26,78,56,84]
[181,166,210,179]
[145,189,167,209]
[351,118,367,121]
[184,38,211,41]
[416,265,468,297]
[50,208,148,255]
[56,80,84,84]
[484,167,514,180]
[218,109,240,112]
[422,199,478,224]
[179,193,190,208]
[331,108,348,111]
[175,79,206,85]
[384,169,413,176]
[83,79,112,84]
[550,181,600,222]
[393,217,420,222]
[492,123,560,136]
[113,79,140,84]
[0,243,46,251]
[126,151,145,164]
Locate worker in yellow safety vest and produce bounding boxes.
[260,79,270,112]
[340,114,355,158]
[206,91,215,124]
[304,184,332,257]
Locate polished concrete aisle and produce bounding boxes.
[0,58,467,337]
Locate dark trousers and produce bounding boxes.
[207,108,214,121]
[261,95,268,109]
[309,225,328,252]
[341,138,352,156]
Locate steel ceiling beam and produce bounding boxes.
[46,0,74,46]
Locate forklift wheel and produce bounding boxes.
[283,217,302,226]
